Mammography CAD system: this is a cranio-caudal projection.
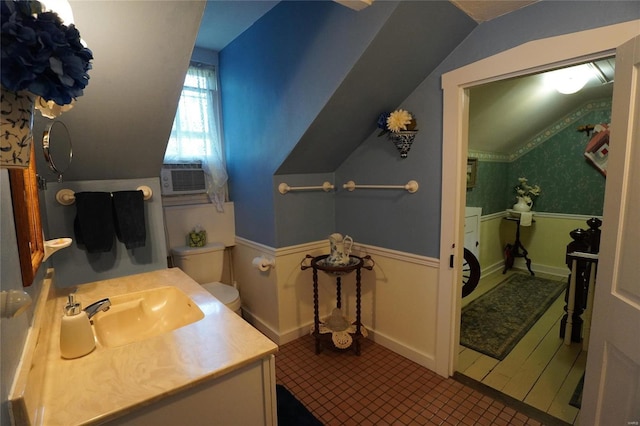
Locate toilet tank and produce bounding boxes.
[171,243,225,284]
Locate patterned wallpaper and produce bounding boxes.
[467,99,610,215]
[465,160,509,214]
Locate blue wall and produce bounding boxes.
[221,0,640,256]
[0,172,46,425]
[220,1,399,247]
[44,179,168,287]
[340,2,638,256]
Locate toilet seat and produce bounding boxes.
[202,282,242,314]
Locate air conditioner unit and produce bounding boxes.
[161,164,207,196]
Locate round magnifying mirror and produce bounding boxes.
[43,121,72,182]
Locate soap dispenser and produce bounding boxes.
[60,294,95,359]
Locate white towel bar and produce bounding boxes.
[56,185,153,206]
[278,181,334,194]
[342,180,419,193]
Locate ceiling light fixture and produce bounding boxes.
[40,0,75,24]
[546,64,592,95]
[588,62,613,84]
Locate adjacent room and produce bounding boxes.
[459,60,613,423]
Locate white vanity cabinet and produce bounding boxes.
[9,269,278,426]
[107,356,276,426]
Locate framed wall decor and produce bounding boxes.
[9,143,44,286]
[466,158,478,189]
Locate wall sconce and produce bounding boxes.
[1,289,33,318]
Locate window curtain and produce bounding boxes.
[164,65,228,210]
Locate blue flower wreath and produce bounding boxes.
[1,0,93,105]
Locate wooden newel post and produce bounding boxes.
[560,218,601,343]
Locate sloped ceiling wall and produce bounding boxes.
[33,1,205,182]
[220,1,476,246]
[277,1,477,174]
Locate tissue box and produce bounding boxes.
[188,230,207,247]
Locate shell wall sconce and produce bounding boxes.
[376,109,418,158]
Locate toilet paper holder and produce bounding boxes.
[252,256,275,272]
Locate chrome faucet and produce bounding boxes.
[83,298,111,319]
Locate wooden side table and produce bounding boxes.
[503,216,535,276]
[301,254,373,355]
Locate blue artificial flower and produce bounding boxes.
[376,112,390,137]
[0,0,93,106]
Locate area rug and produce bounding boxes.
[569,373,584,409]
[276,384,323,426]
[460,273,566,360]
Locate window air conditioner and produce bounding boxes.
[161,164,207,195]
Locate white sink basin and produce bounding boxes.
[92,286,204,348]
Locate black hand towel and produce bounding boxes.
[73,192,115,253]
[112,190,146,249]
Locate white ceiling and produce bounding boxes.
[469,59,615,154]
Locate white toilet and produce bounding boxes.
[171,243,242,315]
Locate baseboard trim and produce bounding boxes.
[241,308,280,344]
[511,258,567,277]
[369,330,436,371]
[481,260,504,277]
[241,308,313,346]
[243,308,437,370]
[483,260,567,279]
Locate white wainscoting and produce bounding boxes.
[479,211,602,278]
[233,237,441,371]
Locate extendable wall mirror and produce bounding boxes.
[43,120,73,182]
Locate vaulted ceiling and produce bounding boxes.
[197,1,614,161]
[196,1,538,52]
[469,58,615,155]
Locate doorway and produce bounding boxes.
[456,62,612,423]
[436,19,640,425]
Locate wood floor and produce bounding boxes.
[457,269,586,425]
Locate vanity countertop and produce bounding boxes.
[10,268,278,425]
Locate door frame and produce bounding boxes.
[437,20,640,378]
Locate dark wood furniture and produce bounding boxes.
[8,143,44,287]
[503,216,535,276]
[301,254,373,355]
[560,218,602,343]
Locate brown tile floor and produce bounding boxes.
[275,335,551,426]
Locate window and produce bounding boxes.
[164,65,227,208]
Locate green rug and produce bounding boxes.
[460,273,566,361]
